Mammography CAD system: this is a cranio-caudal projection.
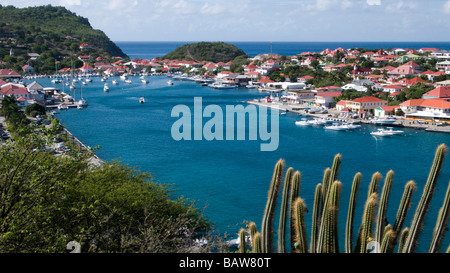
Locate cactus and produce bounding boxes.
[428,181,450,253]
[289,171,301,253]
[238,228,247,253]
[398,228,409,253]
[277,167,293,253]
[375,170,394,243]
[392,181,416,240]
[402,144,447,253]
[345,172,361,253]
[310,183,322,253]
[261,159,284,253]
[292,198,308,253]
[358,193,378,253]
[318,181,342,253]
[252,232,262,253]
[240,144,449,253]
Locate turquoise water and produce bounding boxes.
[32,75,450,252]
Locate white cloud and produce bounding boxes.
[444,1,450,14]
[366,0,381,6]
[59,0,82,6]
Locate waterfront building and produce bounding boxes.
[345,96,387,114]
[422,86,450,101]
[400,98,450,121]
[0,69,21,79]
[315,92,342,108]
[0,83,30,100]
[374,105,400,118]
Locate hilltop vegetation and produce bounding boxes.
[163,42,248,63]
[0,5,128,74]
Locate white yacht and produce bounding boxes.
[384,127,404,135]
[324,123,349,131]
[295,119,312,126]
[104,83,109,92]
[370,129,392,137]
[371,118,396,125]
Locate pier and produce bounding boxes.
[246,99,450,133]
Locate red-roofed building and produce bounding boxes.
[422,86,450,100]
[79,62,94,73]
[382,84,404,94]
[1,83,30,100]
[0,69,21,78]
[346,96,387,113]
[400,98,450,120]
[79,43,92,50]
[374,105,400,118]
[395,77,429,87]
[203,63,217,71]
[297,75,314,83]
[315,92,342,107]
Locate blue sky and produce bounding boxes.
[3,0,450,42]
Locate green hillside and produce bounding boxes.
[0,5,128,73]
[162,42,248,63]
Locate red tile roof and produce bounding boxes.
[401,98,450,109]
[351,96,385,103]
[423,86,450,98]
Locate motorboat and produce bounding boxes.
[125,79,132,84]
[167,80,174,85]
[324,123,349,131]
[141,78,149,83]
[104,83,109,92]
[85,78,92,82]
[58,103,68,110]
[112,79,118,85]
[139,97,145,103]
[343,123,361,129]
[295,119,312,126]
[78,99,88,107]
[371,118,396,125]
[370,129,393,137]
[384,127,404,135]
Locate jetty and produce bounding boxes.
[246,99,450,133]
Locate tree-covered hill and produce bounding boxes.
[162,42,248,63]
[0,5,127,73]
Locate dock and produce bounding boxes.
[246,99,450,133]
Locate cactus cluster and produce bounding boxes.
[237,144,450,253]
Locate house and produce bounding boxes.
[297,75,314,83]
[284,90,315,104]
[436,60,450,73]
[22,64,34,74]
[0,69,21,79]
[345,96,387,114]
[217,71,235,79]
[315,92,342,108]
[435,80,450,87]
[79,62,95,73]
[78,55,93,61]
[202,63,217,72]
[430,50,450,60]
[0,83,30,100]
[395,77,428,87]
[422,86,450,100]
[400,98,450,120]
[421,70,446,82]
[79,43,92,50]
[418,48,440,54]
[374,106,400,118]
[382,84,404,94]
[336,100,349,111]
[389,61,422,77]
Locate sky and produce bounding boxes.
[2,0,450,42]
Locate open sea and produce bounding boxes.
[33,41,450,252]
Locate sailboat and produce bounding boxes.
[51,59,62,83]
[78,82,88,107]
[104,83,110,92]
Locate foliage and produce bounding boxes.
[162,42,248,63]
[0,133,211,253]
[0,5,127,74]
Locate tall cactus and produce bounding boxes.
[428,181,450,253]
[278,167,293,253]
[402,144,447,253]
[292,198,308,253]
[375,170,394,244]
[252,232,262,253]
[289,171,301,253]
[317,181,342,253]
[398,228,409,253]
[358,193,378,253]
[368,172,382,198]
[310,183,322,253]
[345,172,362,253]
[261,159,284,253]
[238,228,247,253]
[392,180,416,247]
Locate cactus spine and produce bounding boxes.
[375,170,394,244]
[261,159,284,253]
[428,181,450,253]
[402,144,447,253]
[345,172,361,253]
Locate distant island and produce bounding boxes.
[0,5,128,74]
[162,42,248,63]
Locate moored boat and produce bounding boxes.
[324,123,349,131]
